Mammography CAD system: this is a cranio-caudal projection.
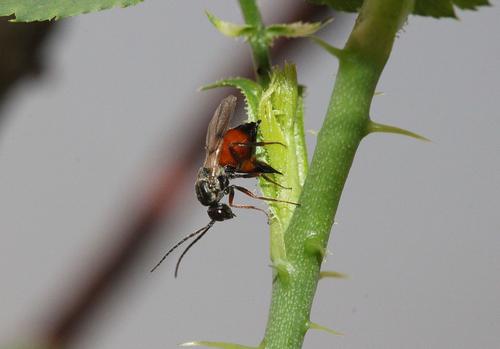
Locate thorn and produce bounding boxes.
[304,234,325,262]
[319,270,349,280]
[270,259,294,285]
[307,321,344,336]
[374,91,385,96]
[367,120,430,142]
[180,341,256,349]
[306,129,318,136]
[310,36,344,60]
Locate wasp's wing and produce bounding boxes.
[203,95,237,169]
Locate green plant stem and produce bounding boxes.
[262,1,414,348]
[238,0,271,86]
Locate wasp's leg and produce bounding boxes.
[231,185,299,206]
[261,174,291,190]
[228,186,269,220]
[231,172,291,190]
[230,141,286,148]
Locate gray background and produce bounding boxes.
[0,1,499,348]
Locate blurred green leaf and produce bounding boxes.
[413,0,456,17]
[308,0,490,18]
[308,0,363,12]
[413,0,490,17]
[0,0,142,21]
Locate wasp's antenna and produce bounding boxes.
[150,220,215,273]
[174,220,215,278]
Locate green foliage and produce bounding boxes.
[0,0,142,21]
[308,0,490,18]
[255,65,307,265]
[262,1,416,347]
[308,0,364,12]
[413,0,490,17]
[206,11,329,46]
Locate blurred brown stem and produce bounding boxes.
[0,17,56,126]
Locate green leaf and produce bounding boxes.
[308,0,363,12]
[414,0,491,17]
[0,0,142,22]
[265,18,332,42]
[293,89,308,186]
[308,0,490,18]
[205,11,255,38]
[256,64,306,264]
[200,78,262,120]
[413,0,457,17]
[453,0,490,10]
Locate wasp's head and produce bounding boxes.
[195,167,229,206]
[207,203,235,221]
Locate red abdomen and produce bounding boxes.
[219,127,253,168]
[218,121,279,175]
